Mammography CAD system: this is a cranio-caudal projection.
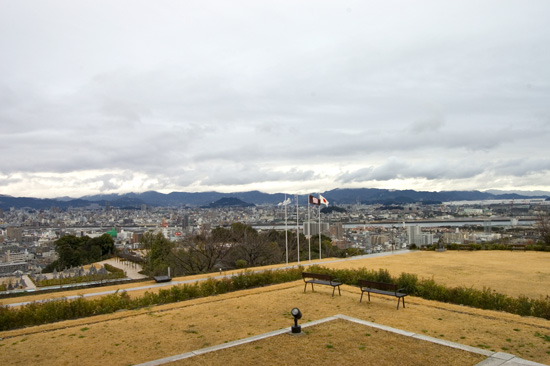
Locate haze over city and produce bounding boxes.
[1,0,549,199]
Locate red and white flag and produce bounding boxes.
[309,195,320,206]
[319,194,329,206]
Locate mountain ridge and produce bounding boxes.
[0,189,548,210]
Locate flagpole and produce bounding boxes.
[296,194,300,264]
[318,201,322,260]
[285,194,288,265]
[308,196,311,262]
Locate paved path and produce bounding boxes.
[6,250,411,308]
[21,275,36,290]
[97,258,148,280]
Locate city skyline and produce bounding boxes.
[1,1,549,199]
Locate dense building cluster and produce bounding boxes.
[0,199,547,279]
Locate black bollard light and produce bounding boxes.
[291,307,302,334]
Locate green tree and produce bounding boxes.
[264,229,291,263]
[84,234,115,262]
[54,235,88,270]
[141,232,174,277]
[310,234,336,259]
[49,234,116,271]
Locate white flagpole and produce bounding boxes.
[318,193,322,260]
[308,196,311,262]
[285,194,288,265]
[296,194,300,264]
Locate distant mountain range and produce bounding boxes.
[203,197,255,208]
[0,188,548,210]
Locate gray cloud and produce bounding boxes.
[338,157,487,184]
[1,1,549,197]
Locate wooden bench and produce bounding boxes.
[302,272,342,297]
[153,275,172,283]
[358,279,407,309]
[510,244,527,251]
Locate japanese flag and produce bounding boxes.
[319,194,329,206]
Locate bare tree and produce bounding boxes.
[173,232,235,274]
[536,213,550,247]
[235,233,281,267]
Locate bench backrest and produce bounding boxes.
[302,272,332,282]
[358,279,397,292]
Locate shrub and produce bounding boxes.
[200,278,218,297]
[397,273,419,295]
[515,295,534,316]
[35,272,125,287]
[215,278,234,294]
[531,297,550,319]
[375,269,393,283]
[416,278,451,302]
[104,264,124,273]
[3,265,549,332]
[235,259,248,268]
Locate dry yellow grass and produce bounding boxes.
[177,318,487,366]
[6,250,549,306]
[325,251,550,299]
[1,251,550,366]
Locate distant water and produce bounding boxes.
[255,220,535,230]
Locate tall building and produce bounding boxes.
[407,226,421,245]
[330,223,344,240]
[407,225,434,246]
[303,222,329,236]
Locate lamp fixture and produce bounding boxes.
[291,307,302,333]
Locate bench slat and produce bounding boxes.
[358,279,407,309]
[302,272,341,296]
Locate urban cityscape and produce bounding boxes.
[1,192,548,289]
[2,1,550,364]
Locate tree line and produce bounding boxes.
[43,234,116,272]
[142,223,361,277]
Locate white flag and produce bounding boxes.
[319,194,329,206]
[278,198,292,206]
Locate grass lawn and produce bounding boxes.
[326,250,550,299]
[1,251,550,365]
[177,317,488,366]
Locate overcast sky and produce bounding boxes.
[1,0,549,198]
